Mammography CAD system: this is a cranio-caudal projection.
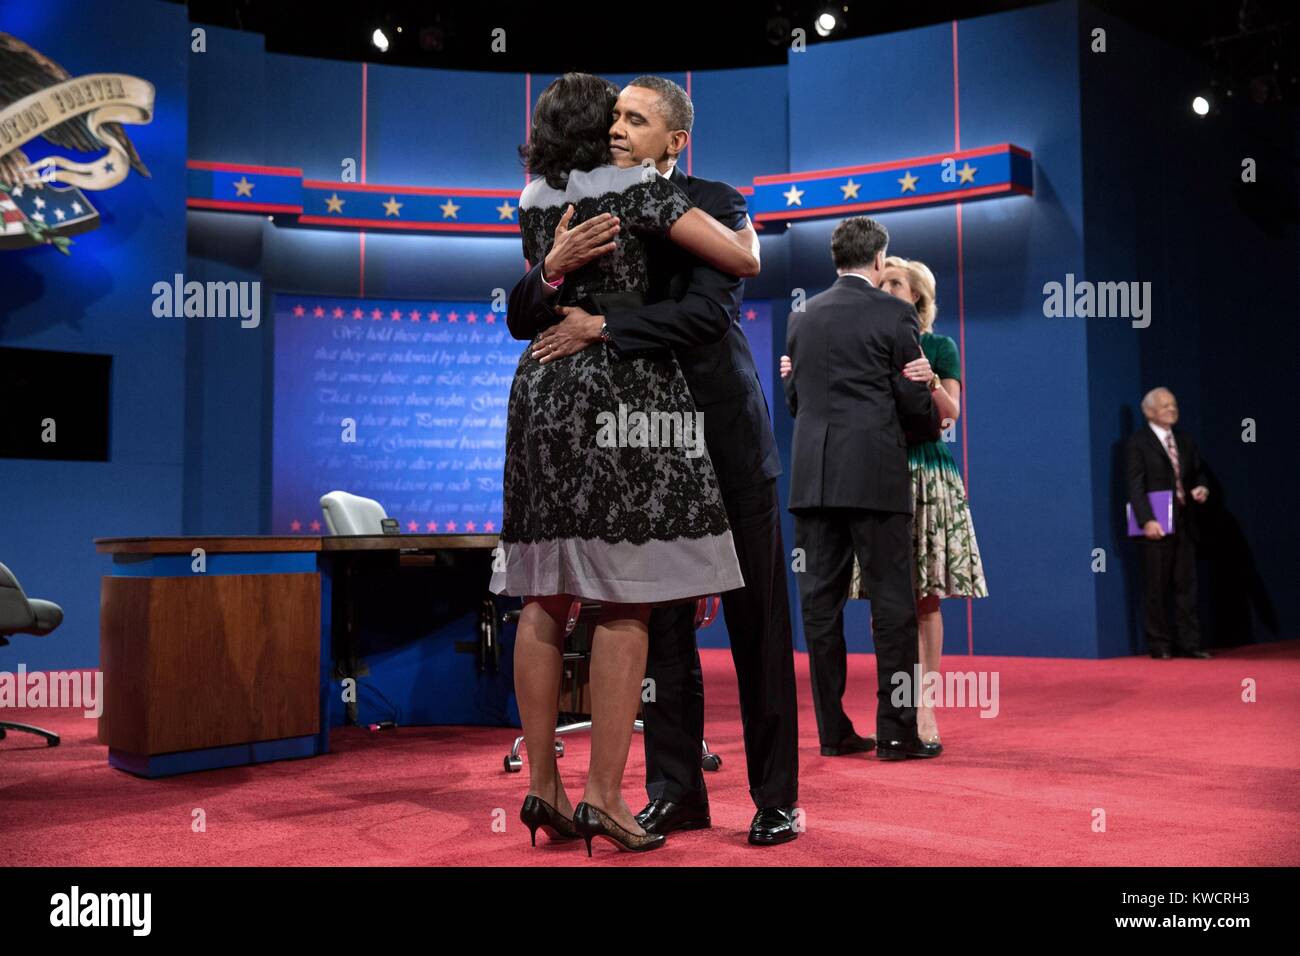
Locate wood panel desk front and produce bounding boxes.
[95,534,498,777]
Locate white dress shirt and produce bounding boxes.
[839,271,875,287]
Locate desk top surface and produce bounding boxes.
[95,534,499,555]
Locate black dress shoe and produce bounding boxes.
[821,731,877,756]
[519,795,580,846]
[635,798,711,835]
[876,738,943,760]
[1176,648,1213,659]
[1150,649,1173,659]
[749,805,799,846]
[573,802,666,856]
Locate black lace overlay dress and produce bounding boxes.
[489,161,744,603]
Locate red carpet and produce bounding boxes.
[3,643,1298,867]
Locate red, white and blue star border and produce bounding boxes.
[187,143,1032,236]
[750,143,1032,223]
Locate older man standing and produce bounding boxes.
[1125,387,1213,659]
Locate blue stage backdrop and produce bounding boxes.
[4,0,1293,681]
[271,294,773,537]
[271,294,524,534]
[0,0,188,673]
[175,0,1300,661]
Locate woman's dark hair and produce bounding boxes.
[518,73,619,190]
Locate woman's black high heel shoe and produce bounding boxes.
[572,801,666,856]
[520,795,580,846]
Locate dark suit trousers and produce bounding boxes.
[793,508,919,744]
[1138,506,1201,653]
[642,477,799,809]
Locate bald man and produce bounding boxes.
[1125,387,1212,659]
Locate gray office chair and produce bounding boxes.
[320,490,388,535]
[319,491,390,728]
[0,562,63,746]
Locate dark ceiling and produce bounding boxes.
[175,0,1296,104]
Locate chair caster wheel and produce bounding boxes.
[701,753,721,772]
[504,754,522,773]
[554,740,565,758]
[0,728,6,740]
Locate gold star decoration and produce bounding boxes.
[957,162,978,185]
[783,184,804,206]
[496,200,516,221]
[382,196,403,217]
[840,178,861,200]
[325,193,345,213]
[233,176,254,197]
[440,198,460,219]
[897,171,918,193]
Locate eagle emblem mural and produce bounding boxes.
[0,32,154,253]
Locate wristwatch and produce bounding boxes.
[598,321,612,344]
[928,373,941,391]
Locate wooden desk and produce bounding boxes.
[95,534,499,778]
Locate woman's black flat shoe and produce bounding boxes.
[573,801,666,856]
[520,795,580,845]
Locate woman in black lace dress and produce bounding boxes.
[491,73,759,853]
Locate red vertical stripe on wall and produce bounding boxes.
[359,62,368,297]
[951,21,962,152]
[361,63,369,184]
[523,73,532,270]
[952,20,973,655]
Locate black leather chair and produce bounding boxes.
[0,562,64,746]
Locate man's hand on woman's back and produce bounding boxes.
[542,205,620,283]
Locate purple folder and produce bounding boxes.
[1126,491,1175,536]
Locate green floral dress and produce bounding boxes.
[849,332,989,602]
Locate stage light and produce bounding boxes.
[813,4,848,38]
[372,28,390,53]
[766,13,793,46]
[1192,94,1210,115]
[419,22,446,53]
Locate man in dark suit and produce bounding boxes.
[783,216,941,760]
[1125,387,1212,659]
[507,76,800,845]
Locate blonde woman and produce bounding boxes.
[780,256,987,745]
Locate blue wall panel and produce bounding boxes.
[263,53,364,181]
[368,65,526,188]
[0,0,189,671]
[187,26,265,165]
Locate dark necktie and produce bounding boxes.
[1164,433,1185,505]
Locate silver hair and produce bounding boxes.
[1141,387,1173,411]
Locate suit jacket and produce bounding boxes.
[506,164,781,494]
[1125,425,1205,534]
[783,275,937,514]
